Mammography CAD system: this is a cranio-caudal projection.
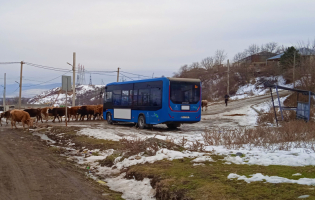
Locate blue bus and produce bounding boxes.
[103,77,201,129]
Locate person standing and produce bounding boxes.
[224,94,230,106]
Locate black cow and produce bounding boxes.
[24,108,43,123]
[1,111,11,126]
[77,106,96,121]
[48,108,66,122]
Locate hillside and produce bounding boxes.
[28,85,104,106]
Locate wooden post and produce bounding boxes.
[19,61,23,109]
[227,59,230,95]
[117,67,120,82]
[293,51,296,88]
[3,75,5,110]
[72,52,76,107]
[66,86,68,127]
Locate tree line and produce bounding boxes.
[173,40,315,101]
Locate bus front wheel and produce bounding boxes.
[106,113,113,124]
[138,115,146,129]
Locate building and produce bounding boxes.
[239,51,278,67]
[267,48,315,63]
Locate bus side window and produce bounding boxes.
[133,90,138,106]
[122,90,129,106]
[129,90,133,106]
[113,90,121,105]
[150,88,161,106]
[106,91,112,103]
[139,89,150,106]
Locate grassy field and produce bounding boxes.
[42,126,315,200]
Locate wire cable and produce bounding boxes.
[23,71,71,88]
[0,62,21,64]
[120,71,151,78]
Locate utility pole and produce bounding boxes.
[19,61,23,109]
[117,67,120,82]
[72,52,76,107]
[293,51,296,88]
[227,59,230,95]
[3,75,5,111]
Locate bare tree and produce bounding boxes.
[214,49,227,65]
[200,57,215,70]
[190,62,200,69]
[262,42,279,53]
[246,44,260,55]
[233,52,247,63]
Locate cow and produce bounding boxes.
[201,100,208,111]
[94,105,103,120]
[0,111,11,126]
[40,107,50,122]
[10,109,34,130]
[67,106,81,122]
[48,108,66,122]
[77,105,97,121]
[24,108,43,123]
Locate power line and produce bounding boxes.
[120,71,151,78]
[0,62,21,64]
[24,62,70,72]
[119,72,134,81]
[23,71,71,88]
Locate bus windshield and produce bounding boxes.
[170,81,200,104]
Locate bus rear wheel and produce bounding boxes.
[138,115,146,129]
[106,113,113,124]
[167,123,181,129]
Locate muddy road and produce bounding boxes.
[0,127,110,200]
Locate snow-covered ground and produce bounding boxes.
[231,76,296,100]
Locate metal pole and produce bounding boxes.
[117,67,120,82]
[72,52,76,107]
[3,73,6,112]
[270,88,278,126]
[276,86,284,121]
[227,59,229,95]
[293,51,296,88]
[19,61,23,109]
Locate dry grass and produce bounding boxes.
[202,121,315,151]
[120,137,184,157]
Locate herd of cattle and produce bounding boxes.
[0,105,104,130]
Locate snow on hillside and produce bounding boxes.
[231,76,295,100]
[28,85,104,106]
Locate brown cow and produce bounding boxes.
[201,100,208,111]
[0,111,11,126]
[94,105,103,120]
[67,106,81,122]
[41,107,50,122]
[10,110,34,130]
[77,105,97,121]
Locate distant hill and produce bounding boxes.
[1,83,61,98]
[28,85,104,106]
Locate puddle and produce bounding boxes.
[33,133,56,144]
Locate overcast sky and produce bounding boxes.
[1,0,315,94]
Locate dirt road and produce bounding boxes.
[0,127,109,200]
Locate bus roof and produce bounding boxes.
[106,77,200,86]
